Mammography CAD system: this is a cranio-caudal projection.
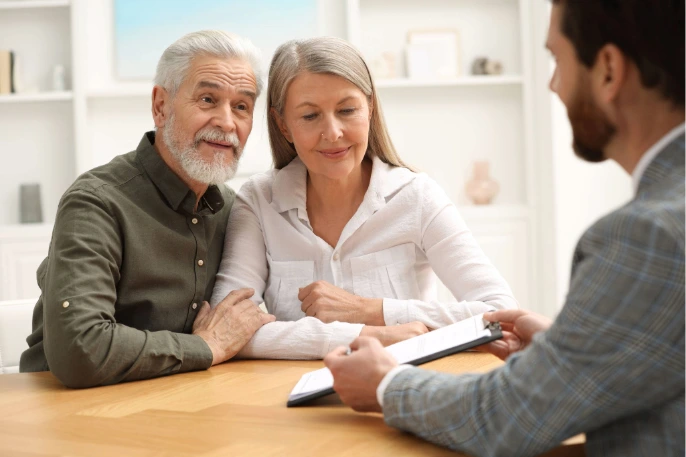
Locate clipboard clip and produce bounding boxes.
[485,321,501,331]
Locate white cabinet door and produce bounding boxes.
[0,225,52,301]
[437,208,530,308]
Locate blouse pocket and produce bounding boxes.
[350,243,420,300]
[265,254,315,321]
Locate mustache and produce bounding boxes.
[194,128,241,150]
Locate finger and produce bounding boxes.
[192,301,211,329]
[484,309,528,323]
[301,294,316,315]
[484,340,510,360]
[298,282,316,301]
[218,288,255,307]
[350,336,382,351]
[259,313,276,324]
[230,300,257,318]
[323,346,349,371]
[329,346,351,358]
[500,322,515,332]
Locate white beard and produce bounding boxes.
[162,113,243,185]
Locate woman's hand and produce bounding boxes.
[299,281,385,325]
[360,321,429,346]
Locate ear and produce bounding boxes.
[152,85,171,128]
[271,107,293,143]
[594,43,627,104]
[152,85,172,128]
[367,96,374,121]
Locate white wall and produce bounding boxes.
[80,0,347,179]
[549,94,632,308]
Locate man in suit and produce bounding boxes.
[324,1,685,456]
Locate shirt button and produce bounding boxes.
[191,218,198,225]
[197,259,204,266]
[62,301,69,308]
[192,303,198,310]
[333,253,340,261]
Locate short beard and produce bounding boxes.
[567,73,616,163]
[162,113,243,185]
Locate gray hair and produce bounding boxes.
[267,36,411,170]
[155,30,264,98]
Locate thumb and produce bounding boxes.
[484,309,526,323]
[192,301,211,330]
[323,346,349,370]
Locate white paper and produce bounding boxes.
[289,314,492,400]
[385,313,491,364]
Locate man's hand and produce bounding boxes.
[481,309,553,360]
[193,288,276,365]
[360,321,429,346]
[299,281,384,325]
[324,337,398,413]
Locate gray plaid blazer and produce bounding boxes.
[383,135,685,457]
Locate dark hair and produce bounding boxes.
[552,0,684,106]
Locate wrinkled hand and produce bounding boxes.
[480,309,553,360]
[360,321,429,346]
[299,281,384,325]
[324,337,398,413]
[193,288,276,365]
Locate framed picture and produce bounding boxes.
[405,29,460,79]
[114,0,318,80]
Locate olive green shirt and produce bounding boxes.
[19,132,235,388]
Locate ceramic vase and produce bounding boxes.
[465,161,499,205]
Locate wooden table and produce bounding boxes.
[0,353,584,456]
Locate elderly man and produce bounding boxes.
[325,1,684,456]
[19,30,275,388]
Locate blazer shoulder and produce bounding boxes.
[582,193,684,255]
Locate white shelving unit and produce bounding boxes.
[345,0,538,307]
[0,0,556,313]
[0,91,73,103]
[0,0,75,229]
[0,0,69,9]
[375,75,523,89]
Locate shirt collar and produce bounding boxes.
[270,155,416,215]
[136,131,226,215]
[632,123,685,194]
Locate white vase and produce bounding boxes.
[465,161,499,205]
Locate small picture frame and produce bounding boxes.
[405,29,461,79]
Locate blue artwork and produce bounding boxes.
[114,0,318,79]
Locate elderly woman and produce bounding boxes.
[210,36,517,359]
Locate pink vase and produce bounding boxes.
[465,161,499,205]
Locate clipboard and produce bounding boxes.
[287,313,502,407]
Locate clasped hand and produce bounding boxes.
[193,288,276,365]
[298,280,384,325]
[299,280,429,346]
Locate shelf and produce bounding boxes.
[87,84,153,99]
[0,0,70,9]
[0,91,72,103]
[375,75,523,89]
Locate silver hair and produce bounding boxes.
[155,30,264,98]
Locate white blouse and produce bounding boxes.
[210,156,517,359]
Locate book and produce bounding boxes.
[287,313,502,407]
[10,51,15,93]
[0,50,11,95]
